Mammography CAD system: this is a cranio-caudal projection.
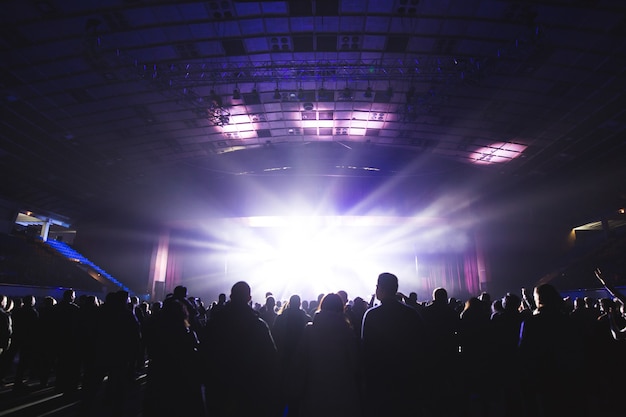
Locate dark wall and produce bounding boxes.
[482,218,574,298]
[0,198,19,235]
[72,220,156,295]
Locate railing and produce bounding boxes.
[44,240,130,292]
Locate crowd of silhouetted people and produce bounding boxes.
[1,270,626,417]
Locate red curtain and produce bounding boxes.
[420,248,480,300]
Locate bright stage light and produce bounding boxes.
[167,168,485,305]
[221,216,385,303]
[179,211,476,307]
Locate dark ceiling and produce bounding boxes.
[2,0,626,226]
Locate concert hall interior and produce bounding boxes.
[3,2,626,416]
[1,0,625,310]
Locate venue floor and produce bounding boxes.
[0,374,145,417]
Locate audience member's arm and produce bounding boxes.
[368,294,375,308]
[594,268,626,305]
[595,269,626,340]
[520,287,535,311]
[608,310,626,341]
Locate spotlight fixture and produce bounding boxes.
[208,106,230,127]
[273,88,281,99]
[206,90,229,127]
[364,86,373,98]
[339,87,353,101]
[232,88,241,100]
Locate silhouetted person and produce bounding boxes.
[490,293,524,416]
[209,293,226,319]
[307,300,319,316]
[0,295,12,383]
[346,296,368,337]
[400,291,423,311]
[291,293,362,417]
[272,294,311,416]
[570,294,603,405]
[142,301,162,363]
[478,291,492,320]
[81,291,141,416]
[420,287,461,416]
[458,297,491,414]
[143,299,205,417]
[491,298,504,318]
[36,296,56,387]
[203,281,280,417]
[337,290,349,309]
[589,295,625,414]
[518,284,583,417]
[194,297,208,326]
[361,272,425,417]
[0,297,21,382]
[259,295,278,331]
[172,285,201,333]
[0,295,10,346]
[53,289,82,396]
[78,294,101,407]
[12,295,39,390]
[273,295,311,367]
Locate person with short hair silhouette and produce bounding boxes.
[0,295,10,359]
[12,295,38,390]
[209,293,227,320]
[361,272,425,417]
[518,284,583,417]
[420,287,461,416]
[203,281,280,417]
[52,289,82,396]
[259,295,278,331]
[490,293,524,416]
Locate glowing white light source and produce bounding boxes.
[240,215,445,228]
[180,212,472,306]
[470,142,527,164]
